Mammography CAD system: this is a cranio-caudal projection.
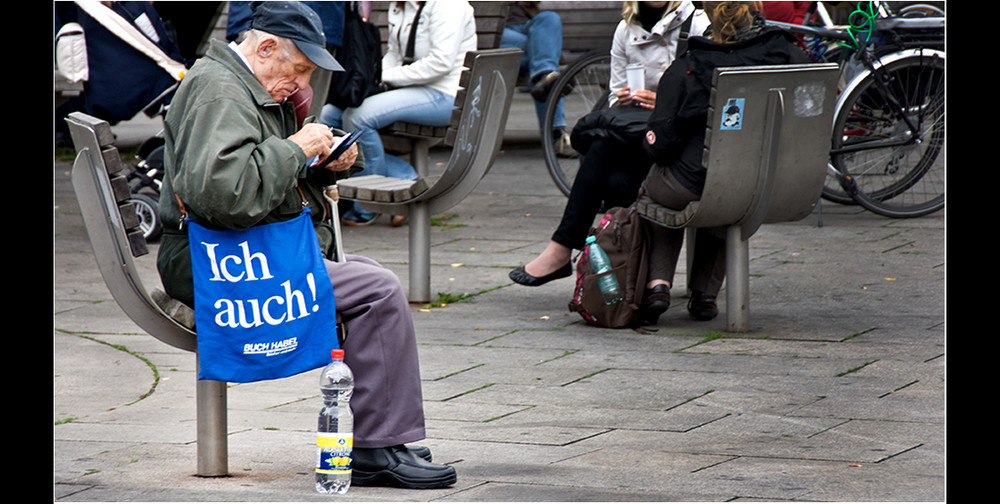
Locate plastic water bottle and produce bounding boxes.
[315,349,354,494]
[586,236,622,305]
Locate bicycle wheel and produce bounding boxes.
[830,50,944,218]
[541,51,612,197]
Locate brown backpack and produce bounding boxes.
[568,203,649,328]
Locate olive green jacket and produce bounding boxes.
[156,39,360,306]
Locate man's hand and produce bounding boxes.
[323,141,358,172]
[288,123,334,159]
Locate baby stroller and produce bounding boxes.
[56,0,191,241]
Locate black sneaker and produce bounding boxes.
[687,290,718,321]
[530,71,560,102]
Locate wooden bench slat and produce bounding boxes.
[126,229,149,257]
[102,147,127,176]
[120,200,141,230]
[109,174,132,204]
[338,175,429,203]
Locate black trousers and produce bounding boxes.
[552,138,652,250]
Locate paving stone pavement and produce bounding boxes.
[54,97,945,502]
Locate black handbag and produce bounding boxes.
[570,105,653,155]
[327,1,383,109]
[570,10,695,155]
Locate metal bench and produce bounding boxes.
[636,63,840,332]
[336,47,522,303]
[66,112,234,477]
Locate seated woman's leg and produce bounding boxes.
[642,165,723,321]
[642,164,698,289]
[512,139,650,285]
[342,87,454,178]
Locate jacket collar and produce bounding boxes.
[204,38,281,108]
[649,2,696,37]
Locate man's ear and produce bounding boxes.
[257,37,278,58]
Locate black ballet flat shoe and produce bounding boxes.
[509,262,573,287]
[637,284,671,325]
[352,445,456,489]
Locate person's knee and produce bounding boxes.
[355,265,406,305]
[532,11,561,29]
[342,103,385,131]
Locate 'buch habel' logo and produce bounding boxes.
[243,337,299,356]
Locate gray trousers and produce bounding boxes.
[642,166,727,295]
[326,255,426,448]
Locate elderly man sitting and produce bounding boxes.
[155,1,456,489]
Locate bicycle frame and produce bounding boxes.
[830,46,944,157]
[768,12,943,156]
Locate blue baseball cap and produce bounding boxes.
[249,1,343,71]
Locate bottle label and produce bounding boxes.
[315,432,353,474]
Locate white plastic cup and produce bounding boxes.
[625,64,645,93]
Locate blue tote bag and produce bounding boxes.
[186,206,339,383]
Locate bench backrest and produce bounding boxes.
[690,63,839,237]
[370,1,509,52]
[66,112,198,352]
[538,1,621,53]
[422,47,521,214]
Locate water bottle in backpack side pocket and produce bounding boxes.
[316,349,354,494]
[585,235,623,305]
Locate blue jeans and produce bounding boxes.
[321,86,454,218]
[501,11,565,131]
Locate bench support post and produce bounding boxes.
[196,362,229,476]
[408,139,433,303]
[725,225,750,332]
[409,201,431,303]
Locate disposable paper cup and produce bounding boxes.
[626,64,645,92]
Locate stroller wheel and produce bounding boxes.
[128,193,163,242]
[136,136,165,161]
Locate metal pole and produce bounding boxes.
[409,139,432,303]
[725,225,750,332]
[196,356,229,477]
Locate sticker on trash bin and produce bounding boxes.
[720,98,744,130]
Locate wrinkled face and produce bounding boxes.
[253,37,316,103]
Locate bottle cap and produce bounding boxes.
[586,236,596,244]
[331,349,345,359]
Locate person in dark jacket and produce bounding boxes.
[638,1,809,324]
[156,2,457,488]
[510,1,706,288]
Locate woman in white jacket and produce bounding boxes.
[608,1,709,107]
[510,1,709,290]
[322,1,477,225]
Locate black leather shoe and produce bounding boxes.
[352,445,456,489]
[509,262,572,287]
[408,444,432,462]
[637,284,670,325]
[688,290,718,321]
